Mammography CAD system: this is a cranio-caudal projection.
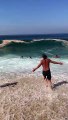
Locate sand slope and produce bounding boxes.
[0,76,68,120]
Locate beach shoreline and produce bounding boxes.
[0,75,68,120]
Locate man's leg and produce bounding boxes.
[44,77,48,87]
[47,79,52,89]
[47,70,52,89]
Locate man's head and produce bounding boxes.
[42,54,47,59]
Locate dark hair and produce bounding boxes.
[42,54,47,59]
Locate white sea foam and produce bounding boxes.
[32,38,68,47]
[0,55,68,81]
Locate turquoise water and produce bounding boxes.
[0,39,68,58]
[0,34,68,81]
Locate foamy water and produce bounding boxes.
[0,55,68,81]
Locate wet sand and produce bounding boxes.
[0,75,68,120]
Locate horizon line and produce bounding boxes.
[0,32,68,36]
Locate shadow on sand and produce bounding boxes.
[53,81,68,89]
[0,82,18,88]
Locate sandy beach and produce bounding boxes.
[0,74,68,120]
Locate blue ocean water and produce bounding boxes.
[0,33,68,41]
[0,33,68,57]
[0,34,68,80]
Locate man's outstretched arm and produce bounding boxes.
[33,61,42,72]
[50,59,63,65]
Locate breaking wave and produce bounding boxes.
[0,39,68,57]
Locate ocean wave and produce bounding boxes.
[32,38,68,43]
[0,39,68,57]
[0,39,68,47]
[0,40,25,48]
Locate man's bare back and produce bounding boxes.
[41,58,50,71]
[33,54,63,89]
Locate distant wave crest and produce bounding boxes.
[0,39,68,47]
[0,39,68,57]
[0,40,25,48]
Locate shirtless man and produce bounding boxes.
[33,54,63,89]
